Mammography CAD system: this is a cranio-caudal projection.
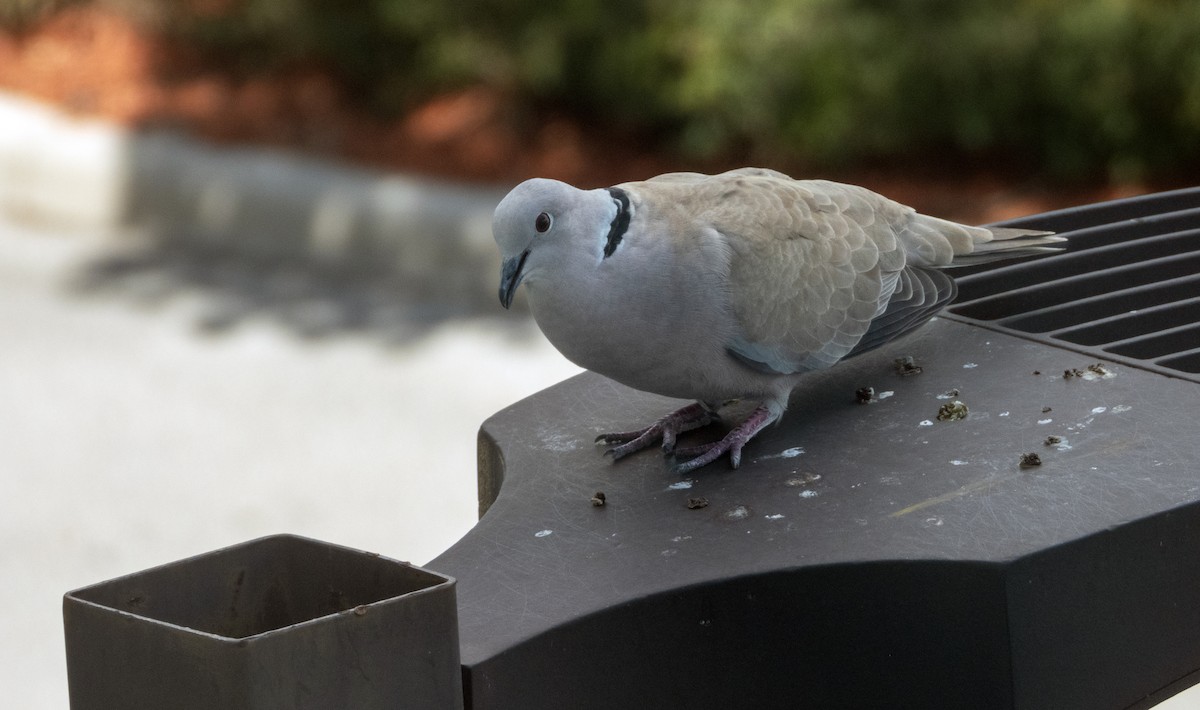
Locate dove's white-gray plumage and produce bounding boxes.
[493,168,1062,472]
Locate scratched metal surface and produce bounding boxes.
[430,317,1200,693]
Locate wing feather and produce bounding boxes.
[620,170,998,375]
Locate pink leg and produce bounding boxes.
[595,402,715,461]
[672,404,777,474]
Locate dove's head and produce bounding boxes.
[493,178,622,308]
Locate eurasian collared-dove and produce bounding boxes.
[494,168,1062,474]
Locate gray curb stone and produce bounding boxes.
[0,91,508,305]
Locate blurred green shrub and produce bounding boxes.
[0,0,79,28]
[7,0,1200,180]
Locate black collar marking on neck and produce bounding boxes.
[604,187,631,258]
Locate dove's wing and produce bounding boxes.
[642,167,794,185]
[719,176,916,374]
[622,170,1061,376]
[630,172,956,375]
[842,265,955,359]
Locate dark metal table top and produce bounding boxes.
[430,189,1200,710]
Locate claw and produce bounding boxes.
[595,431,639,445]
[660,429,674,453]
[599,402,781,472]
[595,402,713,462]
[670,404,776,474]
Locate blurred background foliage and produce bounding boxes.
[5,0,1200,182]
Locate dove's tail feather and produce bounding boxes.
[948,227,1066,267]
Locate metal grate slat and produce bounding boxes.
[945,188,1200,383]
[1049,296,1200,346]
[993,274,1200,332]
[952,250,1200,322]
[1157,348,1200,374]
[1103,322,1200,360]
[989,186,1200,233]
[954,217,1200,303]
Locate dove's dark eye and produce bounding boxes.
[535,212,552,233]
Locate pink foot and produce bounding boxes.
[671,404,777,474]
[595,402,715,461]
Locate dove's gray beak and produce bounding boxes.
[498,250,530,309]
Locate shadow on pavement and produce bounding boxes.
[64,239,536,347]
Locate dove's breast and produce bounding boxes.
[525,221,778,403]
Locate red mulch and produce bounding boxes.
[0,5,1173,223]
